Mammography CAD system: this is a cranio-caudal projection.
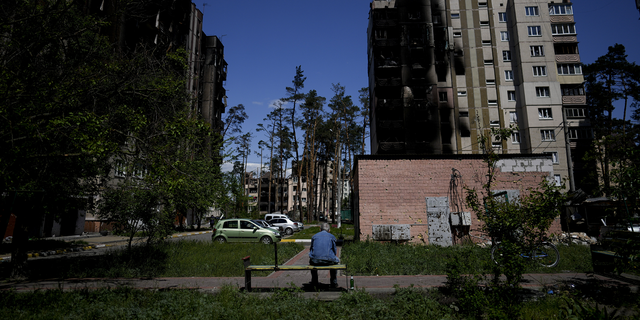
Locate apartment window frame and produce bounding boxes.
[532,66,547,77]
[528,26,542,36]
[482,40,492,46]
[509,111,518,123]
[536,87,550,97]
[486,79,496,85]
[505,70,513,81]
[500,31,509,41]
[525,6,540,16]
[568,128,593,140]
[451,13,460,19]
[439,92,448,102]
[530,45,545,57]
[566,108,586,118]
[457,91,467,96]
[511,131,521,143]
[557,64,582,75]
[488,100,498,105]
[480,20,490,26]
[538,108,553,119]
[554,174,562,186]
[549,4,573,15]
[502,50,511,61]
[453,31,462,38]
[551,152,559,164]
[507,91,516,101]
[499,12,507,22]
[541,129,556,141]
[551,24,576,35]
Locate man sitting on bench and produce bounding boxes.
[309,222,339,287]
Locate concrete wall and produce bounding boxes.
[354,155,562,244]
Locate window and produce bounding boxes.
[451,13,460,19]
[533,66,547,76]
[479,2,487,7]
[507,91,516,101]
[486,79,495,85]
[482,40,492,46]
[550,152,559,164]
[439,92,448,102]
[538,108,553,119]
[541,129,555,141]
[511,131,521,143]
[566,108,586,118]
[453,32,462,37]
[490,120,500,126]
[549,4,573,15]
[484,59,494,65]
[551,24,576,35]
[302,198,307,202]
[460,111,469,117]
[458,91,467,96]
[480,21,489,26]
[568,128,593,139]
[525,6,539,16]
[488,100,498,105]
[375,29,387,39]
[557,64,582,75]
[492,141,502,148]
[432,15,441,24]
[562,86,585,96]
[509,111,518,123]
[114,160,126,177]
[500,31,509,41]
[302,188,307,191]
[536,87,550,97]
[528,26,542,36]
[505,70,513,81]
[502,50,511,61]
[530,45,544,56]
[499,12,507,22]
[554,175,562,186]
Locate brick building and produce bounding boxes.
[353,154,562,244]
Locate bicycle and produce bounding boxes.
[490,241,560,267]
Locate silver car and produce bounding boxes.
[268,218,299,235]
[251,219,283,233]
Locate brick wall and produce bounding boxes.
[354,155,561,244]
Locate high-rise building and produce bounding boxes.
[367,0,591,190]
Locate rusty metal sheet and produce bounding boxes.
[372,224,411,241]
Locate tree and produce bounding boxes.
[358,87,371,155]
[584,44,640,195]
[299,90,326,221]
[283,66,306,217]
[221,104,249,142]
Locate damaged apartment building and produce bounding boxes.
[355,0,590,244]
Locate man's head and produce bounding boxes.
[321,222,330,232]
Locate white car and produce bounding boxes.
[268,218,299,235]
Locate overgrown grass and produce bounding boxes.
[2,285,637,319]
[342,241,594,275]
[0,241,304,279]
[287,224,355,240]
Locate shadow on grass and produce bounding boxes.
[0,245,169,281]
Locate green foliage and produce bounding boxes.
[560,297,623,320]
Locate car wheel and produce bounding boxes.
[260,236,273,244]
[285,228,293,235]
[214,236,226,244]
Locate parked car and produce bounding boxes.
[212,219,281,244]
[294,221,304,230]
[268,218,299,235]
[251,219,282,233]
[264,213,288,221]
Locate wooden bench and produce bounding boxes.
[243,256,346,292]
[591,229,640,272]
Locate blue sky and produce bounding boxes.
[192,0,640,171]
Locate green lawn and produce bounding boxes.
[288,224,355,240]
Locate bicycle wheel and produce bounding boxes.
[534,242,559,267]
[490,242,504,265]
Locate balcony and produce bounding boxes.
[550,15,574,23]
[553,35,578,43]
[556,54,580,63]
[562,95,586,105]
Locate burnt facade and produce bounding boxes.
[367,0,592,191]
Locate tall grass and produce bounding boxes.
[342,241,594,275]
[2,285,637,319]
[0,241,304,279]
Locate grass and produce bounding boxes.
[1,285,637,319]
[341,241,594,275]
[0,241,304,279]
[287,224,355,240]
